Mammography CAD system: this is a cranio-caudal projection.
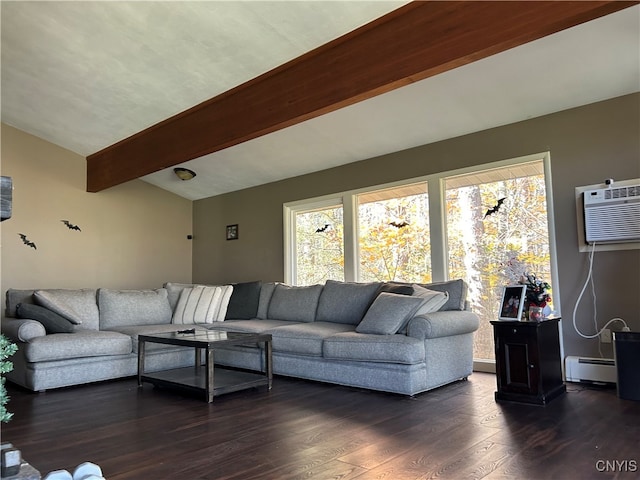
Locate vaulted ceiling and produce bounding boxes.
[2,1,639,200]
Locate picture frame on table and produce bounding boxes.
[498,285,527,321]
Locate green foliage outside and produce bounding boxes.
[1,334,18,423]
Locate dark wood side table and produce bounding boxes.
[491,317,566,405]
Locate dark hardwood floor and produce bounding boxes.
[3,373,639,479]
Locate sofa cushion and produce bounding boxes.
[225,281,262,320]
[411,285,449,316]
[268,322,355,356]
[32,289,100,329]
[163,282,195,312]
[356,293,425,335]
[267,284,323,323]
[109,324,210,353]
[23,330,132,362]
[16,303,76,334]
[208,319,300,335]
[323,332,425,364]
[5,289,37,318]
[256,282,278,319]
[315,280,381,325]
[98,288,172,329]
[417,279,468,311]
[172,285,233,324]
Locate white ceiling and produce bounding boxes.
[2,2,639,201]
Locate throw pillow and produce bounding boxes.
[417,279,468,311]
[225,281,262,320]
[16,303,76,334]
[356,293,426,335]
[411,284,449,316]
[33,290,88,325]
[172,285,233,324]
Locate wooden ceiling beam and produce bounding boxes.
[86,0,637,192]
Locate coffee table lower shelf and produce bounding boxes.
[140,366,269,401]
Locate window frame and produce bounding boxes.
[283,152,562,369]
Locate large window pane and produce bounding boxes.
[295,205,344,285]
[357,183,431,283]
[445,161,552,361]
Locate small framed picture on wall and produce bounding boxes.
[226,224,239,241]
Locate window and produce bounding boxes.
[444,160,553,362]
[357,183,431,283]
[288,199,344,285]
[284,153,559,369]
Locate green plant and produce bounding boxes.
[1,334,18,423]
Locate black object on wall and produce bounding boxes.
[1,176,12,222]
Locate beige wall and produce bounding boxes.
[193,93,640,358]
[0,124,193,299]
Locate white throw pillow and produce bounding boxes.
[411,284,449,316]
[172,285,233,324]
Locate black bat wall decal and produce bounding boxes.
[315,224,330,233]
[18,233,37,249]
[484,197,506,218]
[389,221,409,228]
[61,220,81,231]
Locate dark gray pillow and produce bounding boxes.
[356,293,425,335]
[16,303,75,334]
[416,279,468,311]
[225,281,262,320]
[376,282,414,296]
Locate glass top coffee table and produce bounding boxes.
[137,330,272,403]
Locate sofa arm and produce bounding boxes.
[406,310,480,340]
[1,317,46,342]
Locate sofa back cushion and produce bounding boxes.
[267,284,323,323]
[6,289,36,318]
[257,282,278,319]
[316,280,381,325]
[98,288,172,329]
[9,289,100,330]
[163,282,195,312]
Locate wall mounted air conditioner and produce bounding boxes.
[565,356,616,385]
[583,184,640,244]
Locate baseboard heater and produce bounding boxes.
[565,356,616,385]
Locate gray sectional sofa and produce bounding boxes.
[1,279,479,396]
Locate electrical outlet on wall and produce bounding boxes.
[600,329,612,343]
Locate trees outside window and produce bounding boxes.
[286,154,556,368]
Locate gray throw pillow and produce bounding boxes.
[16,303,76,334]
[356,293,426,335]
